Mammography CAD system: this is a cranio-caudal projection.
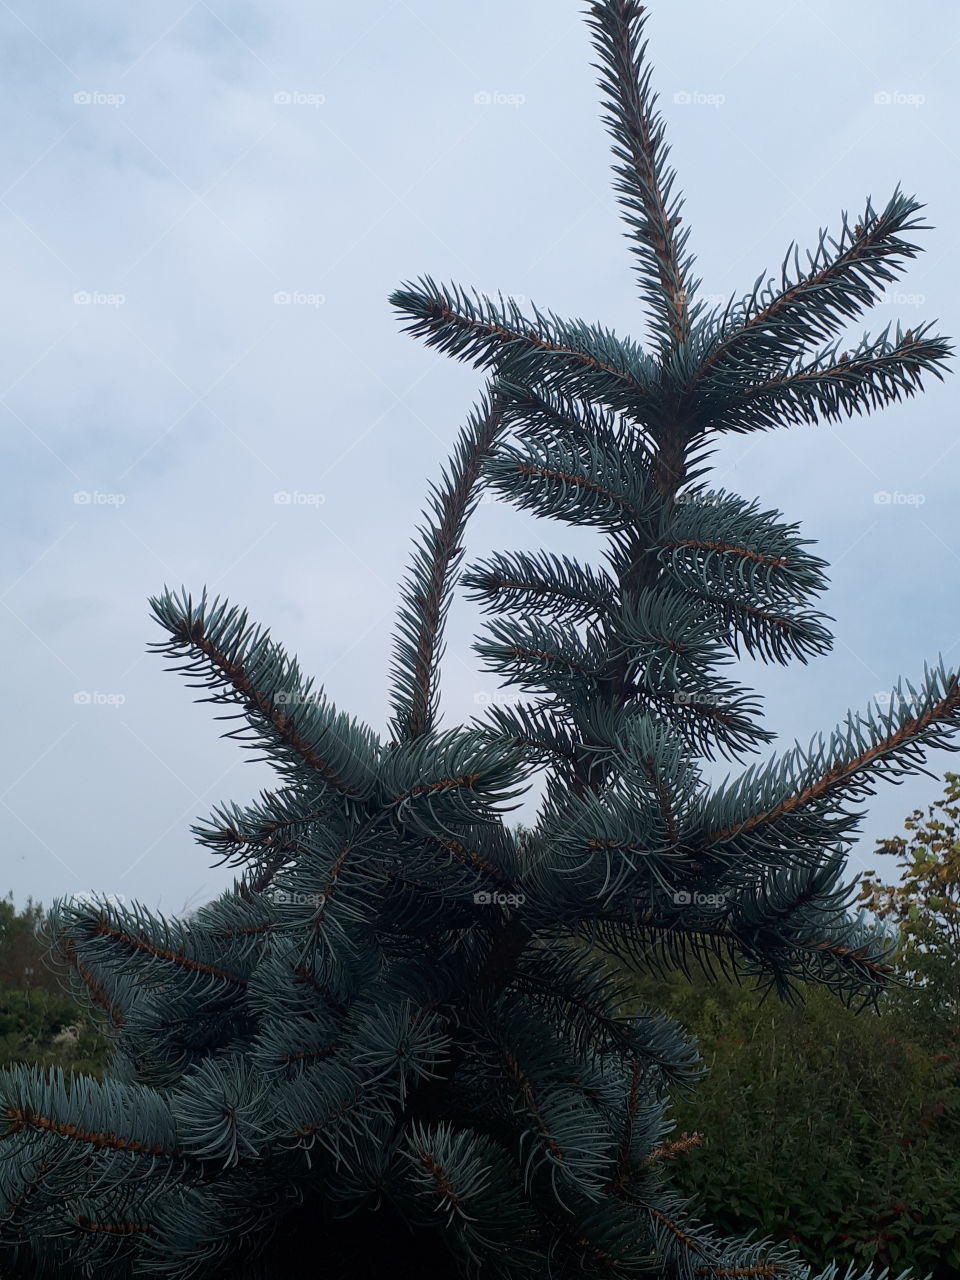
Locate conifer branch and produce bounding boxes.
[688,186,940,393]
[463,550,617,626]
[390,278,659,424]
[388,385,509,743]
[148,588,380,800]
[84,918,248,989]
[615,1058,642,1171]
[648,1202,703,1252]
[640,1130,702,1166]
[56,935,126,1028]
[703,669,960,846]
[708,322,953,435]
[677,588,834,665]
[585,0,697,351]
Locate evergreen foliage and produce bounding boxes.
[0,2,956,1275]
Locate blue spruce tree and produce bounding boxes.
[1,2,955,1276]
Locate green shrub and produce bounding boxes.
[859,771,960,1041]
[0,987,110,1078]
[0,894,111,1078]
[611,965,960,1278]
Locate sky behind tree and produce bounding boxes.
[1,0,958,917]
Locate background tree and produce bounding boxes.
[0,2,956,1277]
[858,771,960,1038]
[0,897,58,997]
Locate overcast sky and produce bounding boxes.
[1,0,958,923]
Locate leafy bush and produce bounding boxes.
[650,972,957,1274]
[859,770,960,1040]
[0,894,110,1077]
[0,987,109,1078]
[601,937,960,1276]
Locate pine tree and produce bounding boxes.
[1,2,956,1276]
